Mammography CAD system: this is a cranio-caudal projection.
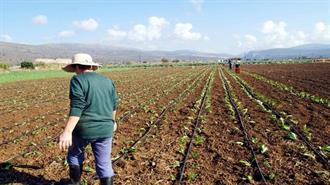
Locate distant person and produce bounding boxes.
[228,59,232,70]
[58,53,118,185]
[235,59,241,74]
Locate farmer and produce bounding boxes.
[58,53,118,185]
[235,58,241,74]
[228,59,232,70]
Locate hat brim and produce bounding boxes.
[62,63,102,73]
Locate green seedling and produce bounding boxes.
[242,175,254,183]
[169,174,176,181]
[263,160,271,168]
[251,136,259,144]
[269,172,276,180]
[260,144,268,154]
[234,141,244,146]
[303,125,312,141]
[191,151,200,159]
[239,160,251,167]
[287,132,297,141]
[314,170,329,176]
[303,152,315,160]
[194,135,205,145]
[279,118,290,131]
[172,160,180,168]
[84,166,96,173]
[187,172,198,181]
[319,145,330,152]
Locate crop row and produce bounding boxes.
[245,72,330,108]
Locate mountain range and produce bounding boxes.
[243,44,330,60]
[0,42,329,65]
[0,42,231,65]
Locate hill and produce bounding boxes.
[0,42,231,65]
[244,44,330,60]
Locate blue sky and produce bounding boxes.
[0,0,329,54]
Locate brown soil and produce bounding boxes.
[242,63,330,99]
[0,65,329,185]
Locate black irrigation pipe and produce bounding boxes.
[0,69,206,157]
[0,108,68,132]
[117,68,209,123]
[0,72,186,116]
[113,107,169,165]
[0,69,208,164]
[0,117,66,146]
[0,69,202,145]
[219,69,267,184]
[1,134,59,164]
[113,69,210,165]
[175,74,212,184]
[229,70,330,169]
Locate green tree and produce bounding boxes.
[21,61,35,69]
[172,59,180,63]
[161,58,169,63]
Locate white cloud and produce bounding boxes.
[129,24,148,41]
[147,16,169,40]
[107,16,169,42]
[58,30,75,38]
[128,16,169,41]
[73,18,99,31]
[32,15,48,25]
[238,20,314,51]
[107,26,127,41]
[105,16,208,45]
[245,34,257,43]
[0,34,12,42]
[174,23,202,40]
[190,0,204,12]
[313,21,330,42]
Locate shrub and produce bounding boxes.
[21,61,35,69]
[0,63,10,70]
[161,58,169,63]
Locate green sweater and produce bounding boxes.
[69,72,118,139]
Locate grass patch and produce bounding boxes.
[0,70,72,84]
[0,67,137,84]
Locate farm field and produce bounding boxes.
[0,64,329,185]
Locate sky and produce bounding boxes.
[0,0,329,54]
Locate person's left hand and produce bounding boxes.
[58,131,72,151]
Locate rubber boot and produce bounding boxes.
[100,177,113,185]
[69,165,81,185]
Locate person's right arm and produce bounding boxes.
[112,81,118,131]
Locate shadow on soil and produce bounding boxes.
[0,164,69,185]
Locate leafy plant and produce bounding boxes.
[251,136,259,144]
[172,160,180,168]
[187,172,198,181]
[242,175,254,183]
[260,144,269,154]
[239,160,251,167]
[303,125,312,141]
[194,135,205,145]
[319,145,330,152]
[191,151,200,159]
[84,166,96,173]
[287,132,297,141]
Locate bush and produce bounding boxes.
[0,63,10,70]
[161,58,169,63]
[21,61,35,69]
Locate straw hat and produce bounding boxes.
[62,53,102,72]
